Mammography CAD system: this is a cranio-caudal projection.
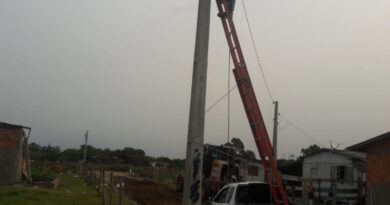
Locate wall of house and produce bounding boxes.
[239,161,264,182]
[0,128,24,184]
[303,152,355,180]
[366,138,390,205]
[302,152,361,204]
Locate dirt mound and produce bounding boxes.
[122,177,181,205]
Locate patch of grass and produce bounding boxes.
[0,174,135,205]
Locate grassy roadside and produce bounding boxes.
[0,174,135,205]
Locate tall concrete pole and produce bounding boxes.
[182,0,211,205]
[83,130,89,164]
[272,101,279,161]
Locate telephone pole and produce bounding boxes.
[182,0,211,205]
[83,130,88,165]
[272,101,279,161]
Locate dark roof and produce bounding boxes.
[303,148,366,161]
[0,122,30,129]
[346,132,390,152]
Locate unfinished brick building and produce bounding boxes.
[0,122,31,184]
[347,132,390,205]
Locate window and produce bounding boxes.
[236,183,272,204]
[331,166,353,182]
[214,187,229,203]
[248,165,258,176]
[310,167,318,178]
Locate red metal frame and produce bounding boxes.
[215,0,289,204]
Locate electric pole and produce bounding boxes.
[272,101,279,161]
[83,130,89,172]
[182,0,211,205]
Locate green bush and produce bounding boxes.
[31,167,55,182]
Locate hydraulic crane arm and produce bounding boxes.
[215,0,289,204]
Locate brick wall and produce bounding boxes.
[366,138,390,189]
[0,129,22,149]
[366,138,390,205]
[0,128,24,184]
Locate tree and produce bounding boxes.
[300,144,321,157]
[156,157,171,163]
[242,150,256,160]
[59,148,81,161]
[29,143,61,161]
[231,138,245,153]
[225,138,257,160]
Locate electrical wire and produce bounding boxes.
[205,85,237,113]
[206,0,323,155]
[227,51,231,143]
[280,114,325,147]
[227,51,231,182]
[206,0,275,113]
[242,0,274,102]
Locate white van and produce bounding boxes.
[210,182,273,205]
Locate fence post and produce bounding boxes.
[87,165,91,185]
[97,168,101,197]
[332,181,336,205]
[92,167,95,187]
[101,169,105,205]
[109,171,113,205]
[119,177,123,205]
[318,179,321,203]
[303,179,308,205]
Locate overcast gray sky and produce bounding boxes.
[1,0,389,158]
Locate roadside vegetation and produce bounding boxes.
[28,142,185,169]
[0,174,135,205]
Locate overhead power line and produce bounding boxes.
[206,85,237,113]
[207,1,322,152]
[207,0,274,113]
[280,114,325,147]
[242,0,274,102]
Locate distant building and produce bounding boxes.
[0,122,31,184]
[347,131,390,205]
[203,144,264,183]
[301,149,366,204]
[239,158,264,182]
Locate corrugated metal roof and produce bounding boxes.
[346,131,390,152]
[303,148,366,162]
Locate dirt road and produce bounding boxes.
[121,177,181,205]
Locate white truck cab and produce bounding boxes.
[210,182,273,205]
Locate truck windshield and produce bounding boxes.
[236,183,272,205]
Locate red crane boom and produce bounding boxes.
[215,0,289,204]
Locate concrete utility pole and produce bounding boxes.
[83,130,89,164]
[272,101,279,161]
[182,0,211,205]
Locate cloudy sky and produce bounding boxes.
[1,0,389,158]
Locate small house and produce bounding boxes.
[0,122,31,184]
[302,149,366,204]
[239,158,265,182]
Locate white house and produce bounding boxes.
[302,149,366,204]
[239,159,265,182]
